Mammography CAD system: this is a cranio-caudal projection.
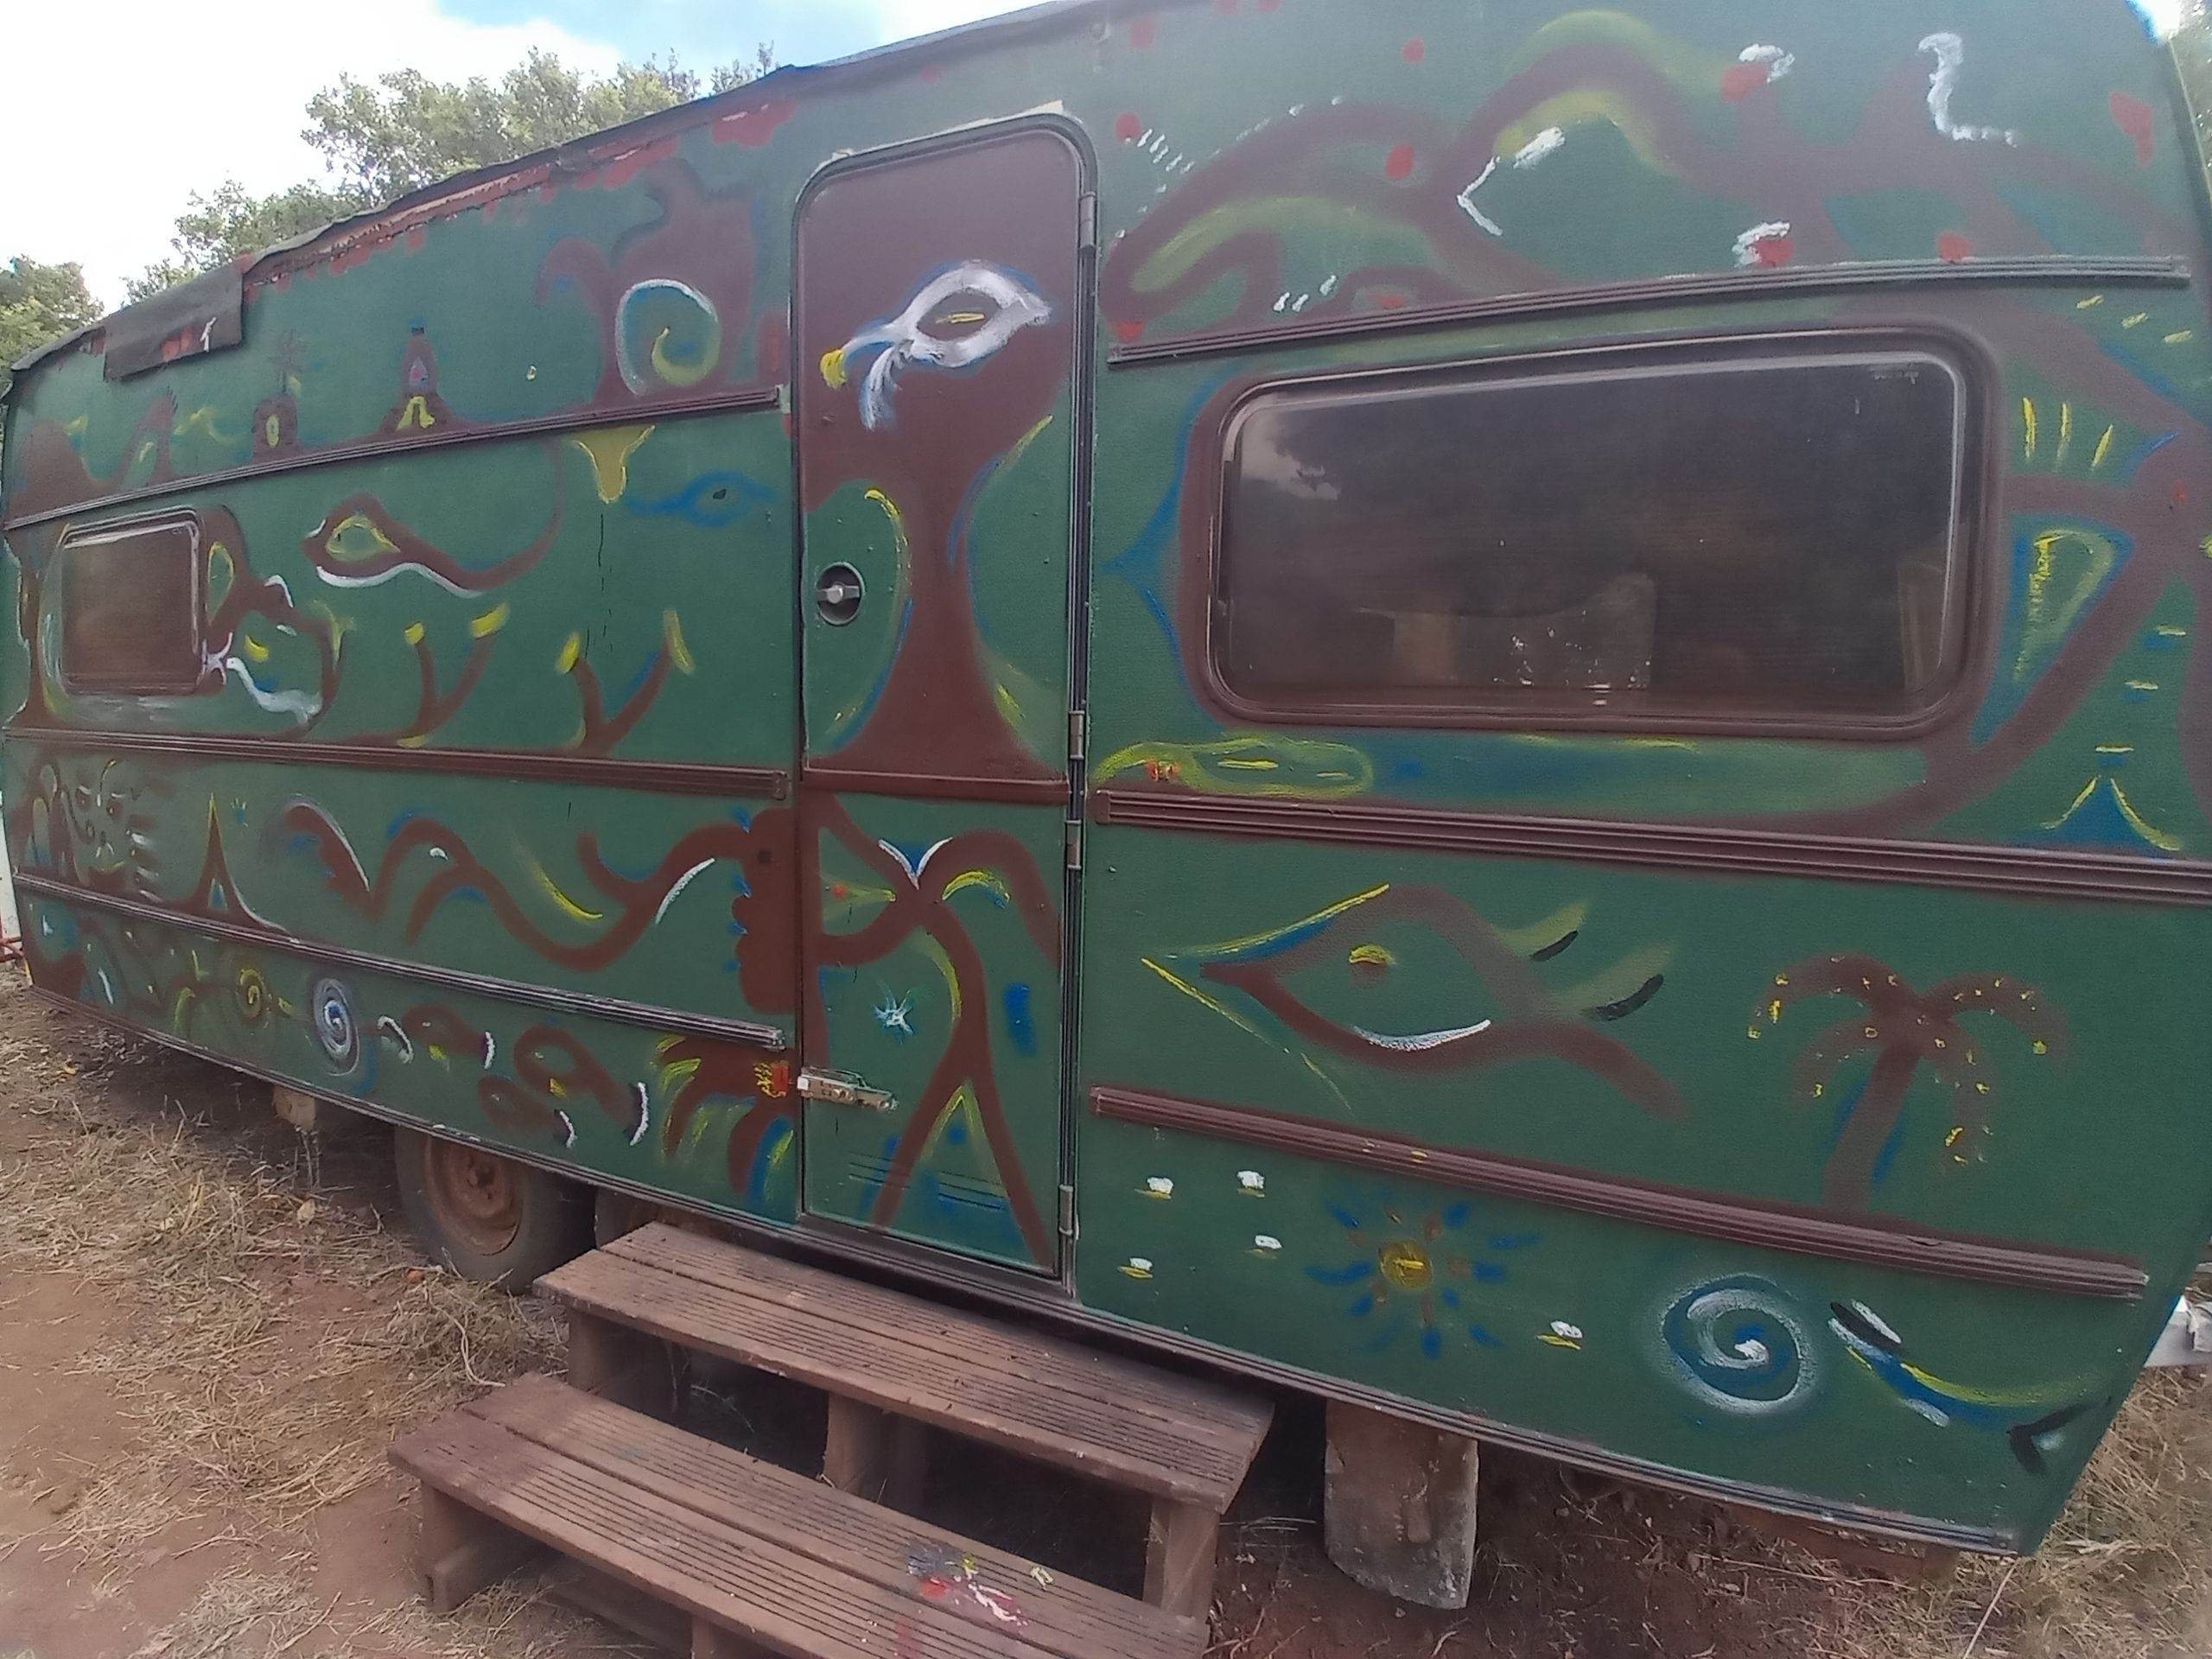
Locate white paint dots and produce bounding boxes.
[1512,125,1567,168]
[1253,1235,1284,1255]
[1143,1176,1174,1199]
[1121,1257,1155,1280]
[1456,127,1564,238]
[1738,43,1795,81]
[1237,1170,1267,1196]
[1918,33,2022,145]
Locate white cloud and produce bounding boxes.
[2136,0,2185,35]
[0,0,622,308]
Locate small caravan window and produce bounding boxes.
[60,513,204,694]
[1212,343,1972,732]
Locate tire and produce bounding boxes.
[394,1128,591,1290]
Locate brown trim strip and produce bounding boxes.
[802,762,1069,804]
[1,385,783,533]
[1090,1084,2147,1301]
[1,727,790,798]
[11,872,788,1050]
[0,983,2023,1554]
[1105,256,2192,367]
[1092,788,2212,908]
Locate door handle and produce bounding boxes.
[797,1067,896,1111]
[814,563,865,626]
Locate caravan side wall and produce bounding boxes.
[4,0,2209,1554]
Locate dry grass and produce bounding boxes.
[0,988,620,1656]
[128,1567,644,1659]
[1802,1368,2212,1659]
[0,1084,561,1569]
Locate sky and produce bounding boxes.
[0,0,2190,309]
[0,0,1027,308]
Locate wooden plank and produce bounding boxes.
[417,1483,543,1612]
[589,1231,1241,1438]
[474,1376,1201,1659]
[1141,1499,1217,1621]
[606,1228,1270,1446]
[568,1310,675,1418]
[541,1230,1268,1509]
[393,1409,1050,1659]
[546,1558,694,1652]
[823,1397,926,1510]
[545,1249,1237,1505]
[693,1622,771,1659]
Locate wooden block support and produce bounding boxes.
[1323,1400,1480,1611]
[821,1396,928,1510]
[1142,1497,1218,1619]
[417,1484,542,1612]
[568,1310,674,1419]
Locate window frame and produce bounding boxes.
[56,509,208,696]
[1198,327,1993,743]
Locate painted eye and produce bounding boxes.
[1158,885,1680,1119]
[925,296,1003,340]
[825,261,1053,430]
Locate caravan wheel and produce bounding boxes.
[395,1128,590,1290]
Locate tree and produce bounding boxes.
[129,46,774,300]
[1753,953,2065,1209]
[126,181,364,303]
[0,257,101,386]
[2179,3,2212,156]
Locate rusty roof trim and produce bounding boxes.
[8,0,1162,395]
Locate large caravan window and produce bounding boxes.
[1212,344,1972,733]
[60,513,204,694]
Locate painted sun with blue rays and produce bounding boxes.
[1306,1195,1537,1358]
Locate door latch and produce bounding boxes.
[796,1068,897,1112]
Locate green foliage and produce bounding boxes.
[124,181,365,305]
[0,255,100,384]
[304,47,771,202]
[2177,0,2212,168]
[129,46,774,301]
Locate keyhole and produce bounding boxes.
[815,563,864,626]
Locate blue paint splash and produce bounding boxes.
[627,470,773,528]
[1002,982,1035,1056]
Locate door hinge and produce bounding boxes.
[1058,1183,1077,1238]
[1067,709,1086,763]
[1064,819,1084,871]
[1077,192,1098,252]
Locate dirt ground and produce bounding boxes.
[1,964,2209,1659]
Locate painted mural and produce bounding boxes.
[5,0,2212,1560]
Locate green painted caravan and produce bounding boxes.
[6,0,2211,1563]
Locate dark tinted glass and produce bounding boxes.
[60,516,203,692]
[1216,347,1967,727]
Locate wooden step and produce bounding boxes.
[537,1224,1272,1511]
[391,1373,1203,1659]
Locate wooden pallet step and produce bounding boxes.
[391,1376,1203,1659]
[537,1224,1272,1512]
